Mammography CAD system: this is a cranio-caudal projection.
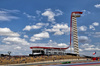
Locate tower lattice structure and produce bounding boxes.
[70,12,83,54]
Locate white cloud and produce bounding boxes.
[49,40,53,42]
[78,36,90,43]
[23,23,49,31]
[23,25,42,31]
[94,4,100,8]
[78,26,87,31]
[79,49,83,51]
[54,31,64,35]
[89,22,99,30]
[53,24,69,29]
[30,37,41,42]
[92,22,99,26]
[47,40,69,48]
[0,9,19,21]
[30,32,49,42]
[1,9,20,13]
[46,28,60,32]
[45,24,70,35]
[81,10,91,16]
[24,35,28,38]
[24,10,42,21]
[81,44,95,48]
[2,37,29,45]
[89,25,95,30]
[42,9,55,22]
[0,28,20,37]
[14,46,21,50]
[36,23,49,26]
[58,43,68,48]
[55,9,63,16]
[42,8,63,22]
[34,32,49,38]
[85,48,100,51]
[66,47,83,52]
[23,12,35,19]
[0,44,32,55]
[81,43,100,51]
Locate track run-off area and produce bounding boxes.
[47,61,100,66]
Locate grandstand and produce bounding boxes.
[29,46,67,56]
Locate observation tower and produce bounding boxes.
[70,12,83,54]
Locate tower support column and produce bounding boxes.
[72,16,79,54]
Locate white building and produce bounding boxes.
[30,46,67,55]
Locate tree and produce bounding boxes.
[8,51,11,56]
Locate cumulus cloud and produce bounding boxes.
[34,32,49,38]
[23,25,42,31]
[58,43,68,48]
[0,28,20,37]
[78,36,90,43]
[30,32,49,42]
[45,28,60,32]
[53,24,69,29]
[42,9,55,22]
[23,23,49,31]
[92,22,99,26]
[42,8,63,22]
[78,26,87,31]
[45,24,70,35]
[24,35,28,38]
[94,4,100,8]
[47,40,69,48]
[89,25,95,30]
[2,37,29,45]
[89,22,99,30]
[81,43,100,51]
[54,31,64,35]
[0,9,19,21]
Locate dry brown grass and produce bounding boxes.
[0,55,87,65]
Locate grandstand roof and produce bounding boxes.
[30,46,67,49]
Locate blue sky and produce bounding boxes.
[0,0,100,56]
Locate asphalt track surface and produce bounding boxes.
[47,61,100,66]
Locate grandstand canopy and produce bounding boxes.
[30,46,67,50]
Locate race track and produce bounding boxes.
[47,61,100,66]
